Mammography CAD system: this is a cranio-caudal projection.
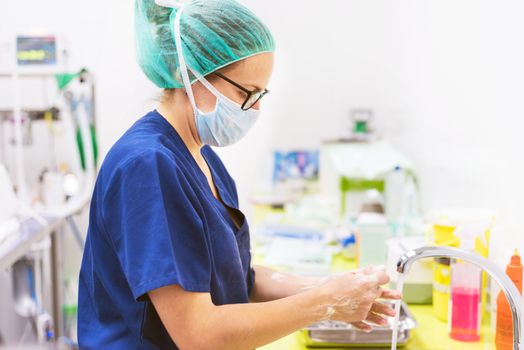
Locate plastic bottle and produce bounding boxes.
[495,250,523,350]
[403,176,419,219]
[356,212,390,267]
[449,227,482,342]
[385,166,405,224]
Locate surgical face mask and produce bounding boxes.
[172,7,260,147]
[194,77,260,147]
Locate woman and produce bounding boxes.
[78,0,401,349]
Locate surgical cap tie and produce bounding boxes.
[173,7,198,114]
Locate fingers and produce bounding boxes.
[370,302,396,317]
[380,289,403,300]
[362,272,390,289]
[375,269,390,286]
[360,266,390,285]
[350,321,373,333]
[366,312,389,326]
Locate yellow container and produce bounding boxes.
[476,229,491,322]
[432,258,452,321]
[432,224,460,321]
[431,222,492,322]
[433,224,460,246]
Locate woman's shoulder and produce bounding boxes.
[98,111,189,183]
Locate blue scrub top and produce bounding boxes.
[78,110,255,349]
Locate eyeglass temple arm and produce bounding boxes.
[214,72,252,94]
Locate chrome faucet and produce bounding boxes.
[397,246,522,350]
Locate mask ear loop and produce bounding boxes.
[189,68,233,102]
[190,67,249,108]
[173,7,198,115]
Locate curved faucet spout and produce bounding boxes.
[397,246,522,350]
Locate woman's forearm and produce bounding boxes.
[250,265,322,302]
[203,288,327,350]
[151,268,397,350]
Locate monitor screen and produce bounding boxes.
[16,36,57,66]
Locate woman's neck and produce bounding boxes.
[157,91,203,158]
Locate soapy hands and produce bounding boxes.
[251,265,401,333]
[313,266,402,332]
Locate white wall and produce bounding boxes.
[1,0,523,241]
[225,0,524,246]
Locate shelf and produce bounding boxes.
[0,217,65,271]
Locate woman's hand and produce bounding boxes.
[312,266,401,332]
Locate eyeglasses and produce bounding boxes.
[214,72,269,111]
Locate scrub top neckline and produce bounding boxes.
[151,110,244,231]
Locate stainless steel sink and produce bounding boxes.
[300,302,416,348]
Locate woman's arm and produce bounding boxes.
[150,284,324,350]
[149,268,399,350]
[249,265,323,302]
[250,265,388,302]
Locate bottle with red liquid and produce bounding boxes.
[449,228,482,342]
[495,250,523,350]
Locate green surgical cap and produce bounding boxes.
[135,0,275,89]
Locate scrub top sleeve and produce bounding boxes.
[102,151,212,301]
